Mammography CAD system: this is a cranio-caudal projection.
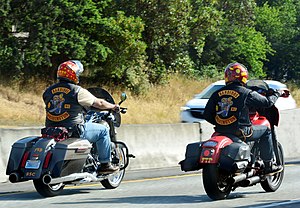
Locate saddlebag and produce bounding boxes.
[50,138,92,177]
[6,136,40,175]
[6,136,92,178]
[219,142,251,172]
[179,142,203,172]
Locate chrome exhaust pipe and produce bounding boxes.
[229,174,247,184]
[229,169,255,184]
[244,176,261,186]
[42,174,52,185]
[46,173,105,185]
[9,172,21,183]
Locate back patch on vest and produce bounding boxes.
[46,87,71,122]
[215,90,240,125]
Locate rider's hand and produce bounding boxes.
[274,89,288,97]
[266,88,275,96]
[280,89,290,97]
[112,104,120,113]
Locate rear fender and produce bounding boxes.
[200,135,233,164]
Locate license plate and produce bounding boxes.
[25,160,41,169]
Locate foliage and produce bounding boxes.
[0,0,300,93]
[255,0,300,80]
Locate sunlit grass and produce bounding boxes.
[0,75,299,127]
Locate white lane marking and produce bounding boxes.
[250,199,300,208]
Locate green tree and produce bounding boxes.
[0,0,24,80]
[1,0,148,92]
[113,0,193,83]
[255,0,300,80]
[198,0,271,78]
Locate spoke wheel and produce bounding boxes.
[100,146,126,189]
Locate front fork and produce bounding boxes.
[89,141,135,171]
[113,141,135,170]
[271,126,282,166]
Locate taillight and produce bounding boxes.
[20,151,30,168]
[43,151,52,169]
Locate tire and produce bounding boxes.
[260,142,284,192]
[202,164,232,200]
[33,179,64,197]
[100,146,126,189]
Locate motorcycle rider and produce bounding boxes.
[203,62,283,175]
[43,60,119,174]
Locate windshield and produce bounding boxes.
[195,84,224,99]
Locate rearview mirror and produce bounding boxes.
[118,92,127,105]
[121,92,127,101]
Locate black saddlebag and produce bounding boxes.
[6,136,40,175]
[219,142,251,172]
[179,142,203,172]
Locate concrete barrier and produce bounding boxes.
[116,123,201,170]
[0,123,202,183]
[1,108,300,183]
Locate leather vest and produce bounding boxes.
[43,82,84,128]
[213,83,251,133]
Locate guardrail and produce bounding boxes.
[1,108,300,183]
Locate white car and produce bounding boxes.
[180,80,297,123]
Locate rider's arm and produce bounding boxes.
[203,93,217,125]
[245,90,280,108]
[78,88,119,110]
[92,98,119,111]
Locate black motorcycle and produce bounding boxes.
[6,87,135,197]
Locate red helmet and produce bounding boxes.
[57,60,84,84]
[224,62,248,85]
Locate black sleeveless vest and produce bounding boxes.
[43,82,84,128]
[213,83,251,133]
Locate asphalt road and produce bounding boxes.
[1,161,300,208]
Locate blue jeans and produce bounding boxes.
[80,121,111,163]
[246,125,274,161]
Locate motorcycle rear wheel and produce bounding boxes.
[100,146,126,189]
[260,142,284,192]
[33,179,65,197]
[203,164,232,200]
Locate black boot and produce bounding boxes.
[97,163,119,175]
[264,161,283,175]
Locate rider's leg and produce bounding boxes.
[81,122,119,174]
[250,125,283,174]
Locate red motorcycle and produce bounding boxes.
[180,80,288,200]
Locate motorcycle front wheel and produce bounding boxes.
[33,179,65,197]
[202,164,232,200]
[100,146,126,189]
[260,142,284,192]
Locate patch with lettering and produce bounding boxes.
[46,87,71,122]
[215,115,237,125]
